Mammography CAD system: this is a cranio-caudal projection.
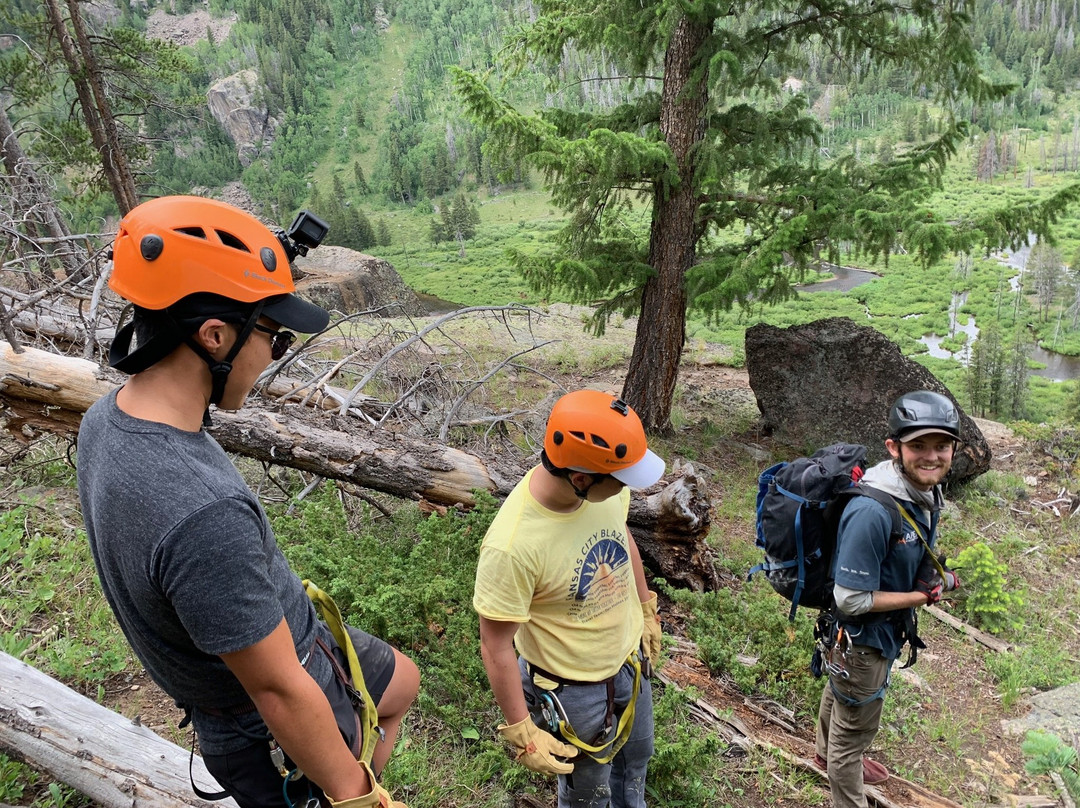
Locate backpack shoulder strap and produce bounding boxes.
[836,484,903,541]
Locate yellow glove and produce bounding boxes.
[641,591,662,670]
[327,760,408,808]
[497,717,578,775]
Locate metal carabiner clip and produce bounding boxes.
[539,689,571,733]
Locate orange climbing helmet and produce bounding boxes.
[544,390,666,489]
[109,195,328,332]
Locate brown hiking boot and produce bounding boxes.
[813,753,890,785]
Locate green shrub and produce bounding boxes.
[1023,730,1080,800]
[953,542,1024,634]
[670,583,821,715]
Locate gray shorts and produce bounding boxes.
[344,624,397,703]
[201,624,398,808]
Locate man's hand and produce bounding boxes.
[936,553,961,591]
[641,591,662,671]
[498,717,578,775]
[327,760,408,808]
[914,553,944,604]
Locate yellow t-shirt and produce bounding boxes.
[473,468,644,682]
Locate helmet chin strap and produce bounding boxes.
[540,450,596,499]
[182,302,265,426]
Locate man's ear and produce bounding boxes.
[885,438,902,460]
[191,318,232,355]
[567,470,593,488]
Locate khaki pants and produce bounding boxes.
[815,644,891,808]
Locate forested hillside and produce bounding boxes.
[4,0,1080,425]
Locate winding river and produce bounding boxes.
[802,262,1080,382]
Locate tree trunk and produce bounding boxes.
[622,13,709,433]
[0,652,237,808]
[0,343,720,590]
[42,0,138,214]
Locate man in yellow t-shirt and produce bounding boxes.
[474,390,666,808]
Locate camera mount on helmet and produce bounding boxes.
[276,209,329,261]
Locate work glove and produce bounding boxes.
[327,760,408,808]
[936,553,961,591]
[914,553,944,604]
[641,591,662,671]
[497,717,578,775]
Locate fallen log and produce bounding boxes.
[0,651,236,808]
[1,343,719,590]
[923,604,1012,653]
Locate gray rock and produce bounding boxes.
[745,317,990,484]
[293,246,424,317]
[207,69,276,167]
[1002,681,1080,740]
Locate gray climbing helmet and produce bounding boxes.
[888,390,961,442]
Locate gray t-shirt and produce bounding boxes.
[77,390,333,753]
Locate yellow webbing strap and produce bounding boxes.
[557,653,642,765]
[303,580,380,765]
[897,508,948,580]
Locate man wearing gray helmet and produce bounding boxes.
[814,390,962,808]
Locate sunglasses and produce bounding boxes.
[251,323,296,360]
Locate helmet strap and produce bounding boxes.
[540,449,594,500]
[181,302,265,420]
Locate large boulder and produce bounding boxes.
[745,317,990,484]
[293,246,424,317]
[207,69,275,167]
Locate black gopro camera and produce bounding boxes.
[277,209,329,260]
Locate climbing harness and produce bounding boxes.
[181,581,382,802]
[304,579,383,765]
[527,652,643,764]
[813,614,892,707]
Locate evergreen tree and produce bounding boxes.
[376,218,391,247]
[453,0,1080,430]
[354,162,370,194]
[356,209,376,250]
[450,193,479,242]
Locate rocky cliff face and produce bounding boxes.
[293,246,425,318]
[745,317,991,484]
[206,69,275,167]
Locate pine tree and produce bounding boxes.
[453,0,1080,430]
[355,209,376,250]
[354,162,370,194]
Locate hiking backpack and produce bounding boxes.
[749,443,903,620]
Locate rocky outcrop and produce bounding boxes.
[207,69,274,167]
[744,317,990,484]
[146,9,237,47]
[293,246,424,317]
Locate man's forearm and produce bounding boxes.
[253,674,370,801]
[481,637,529,724]
[869,590,931,611]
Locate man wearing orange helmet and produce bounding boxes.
[77,196,418,808]
[473,390,666,808]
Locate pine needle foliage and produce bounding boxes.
[452,0,1080,429]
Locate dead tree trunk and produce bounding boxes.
[1,344,719,590]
